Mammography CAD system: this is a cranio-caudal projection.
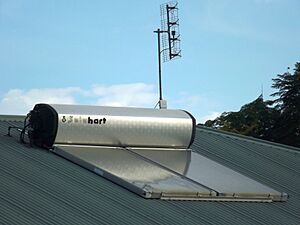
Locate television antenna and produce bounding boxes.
[154,1,181,109]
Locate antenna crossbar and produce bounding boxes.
[154,1,181,109]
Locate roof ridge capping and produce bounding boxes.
[0,115,26,122]
[197,125,300,154]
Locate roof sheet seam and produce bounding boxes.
[270,200,300,220]
[216,134,300,175]
[219,202,268,225]
[192,142,298,195]
[193,136,300,172]
[0,164,113,225]
[0,147,164,224]
[0,193,54,225]
[3,142,176,224]
[197,127,300,154]
[168,201,222,225]
[0,177,96,225]
[193,137,300,176]
[193,138,300,191]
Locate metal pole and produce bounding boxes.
[154,29,163,101]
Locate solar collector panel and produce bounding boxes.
[53,145,216,199]
[132,149,286,201]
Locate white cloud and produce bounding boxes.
[172,92,202,108]
[0,83,157,115]
[0,83,222,124]
[0,87,81,115]
[199,112,221,124]
[168,92,223,124]
[92,83,157,107]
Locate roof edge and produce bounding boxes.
[197,125,300,154]
[0,115,26,122]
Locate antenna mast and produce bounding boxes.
[154,1,181,109]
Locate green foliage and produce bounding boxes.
[204,62,300,148]
[269,63,300,147]
[204,96,280,140]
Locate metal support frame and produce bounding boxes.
[154,2,181,109]
[154,29,168,109]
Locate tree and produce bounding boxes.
[204,62,300,148]
[204,95,279,140]
[270,62,300,147]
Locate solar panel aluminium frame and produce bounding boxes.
[53,145,288,202]
[53,145,217,200]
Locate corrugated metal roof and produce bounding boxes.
[0,116,299,225]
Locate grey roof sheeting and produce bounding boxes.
[0,116,299,225]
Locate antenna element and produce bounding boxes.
[154,1,181,109]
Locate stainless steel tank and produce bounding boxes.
[29,104,196,149]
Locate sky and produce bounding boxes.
[0,0,299,123]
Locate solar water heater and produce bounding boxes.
[25,104,287,202]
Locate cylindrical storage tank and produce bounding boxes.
[28,104,196,149]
